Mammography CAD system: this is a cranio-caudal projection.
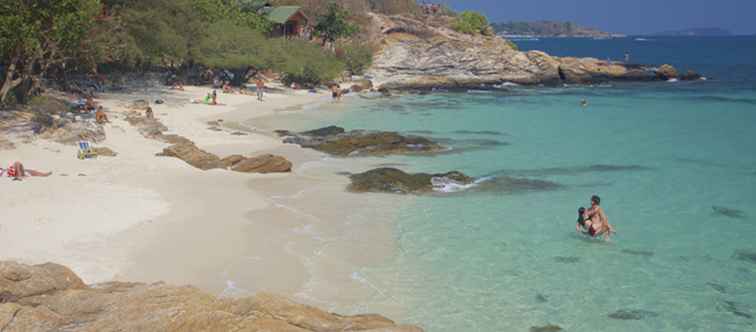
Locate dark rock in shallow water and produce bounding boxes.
[452,130,507,136]
[348,168,473,194]
[530,324,562,332]
[535,293,549,303]
[283,126,444,157]
[712,206,747,219]
[554,256,580,264]
[301,125,345,137]
[608,309,659,320]
[472,176,562,194]
[707,282,727,294]
[491,164,650,177]
[720,300,753,319]
[733,250,756,264]
[621,249,655,257]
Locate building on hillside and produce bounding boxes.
[244,1,310,39]
[261,6,310,38]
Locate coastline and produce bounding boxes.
[0,86,411,319]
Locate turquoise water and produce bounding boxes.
[290,37,756,331]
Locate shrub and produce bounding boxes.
[276,40,345,87]
[452,11,489,35]
[338,42,373,75]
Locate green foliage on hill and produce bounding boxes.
[452,11,490,35]
[337,42,373,75]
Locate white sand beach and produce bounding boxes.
[0,85,405,316]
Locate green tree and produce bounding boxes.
[452,11,490,35]
[313,2,358,47]
[337,42,373,75]
[0,0,100,103]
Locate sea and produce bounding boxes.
[264,36,756,331]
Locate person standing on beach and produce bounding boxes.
[212,90,218,105]
[255,78,265,101]
[624,51,631,64]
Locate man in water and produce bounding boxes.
[578,195,614,239]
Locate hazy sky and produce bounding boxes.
[443,0,756,35]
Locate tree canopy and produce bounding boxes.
[313,2,359,46]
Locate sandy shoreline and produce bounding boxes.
[0,85,408,317]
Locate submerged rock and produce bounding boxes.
[530,325,563,332]
[733,250,756,264]
[621,249,654,257]
[282,126,444,157]
[554,256,581,264]
[712,206,747,219]
[348,168,473,194]
[720,300,753,319]
[608,309,659,320]
[0,261,421,332]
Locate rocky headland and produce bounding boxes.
[278,126,444,157]
[0,261,421,332]
[365,14,701,90]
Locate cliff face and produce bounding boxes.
[0,261,421,332]
[365,14,669,89]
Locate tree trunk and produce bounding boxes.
[0,57,24,104]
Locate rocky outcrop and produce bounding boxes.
[366,13,689,89]
[125,111,168,139]
[158,141,225,170]
[656,64,679,80]
[228,154,293,174]
[280,126,444,157]
[0,261,421,332]
[348,167,473,194]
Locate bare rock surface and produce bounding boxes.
[158,141,225,170]
[0,261,421,332]
[230,154,293,174]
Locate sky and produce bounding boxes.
[441,0,756,35]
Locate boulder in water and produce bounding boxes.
[348,168,473,194]
[608,309,659,320]
[530,325,563,332]
[680,70,703,81]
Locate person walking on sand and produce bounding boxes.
[212,89,218,105]
[255,78,265,101]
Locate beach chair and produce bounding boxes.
[77,141,97,160]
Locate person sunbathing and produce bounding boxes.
[1,161,52,180]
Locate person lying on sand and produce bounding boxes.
[145,107,154,119]
[577,195,615,239]
[1,161,52,180]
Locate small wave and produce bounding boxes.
[467,89,493,94]
[431,176,491,193]
[667,78,679,83]
[493,82,520,89]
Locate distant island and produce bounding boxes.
[650,27,732,36]
[491,20,624,38]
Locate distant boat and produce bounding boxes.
[635,38,651,41]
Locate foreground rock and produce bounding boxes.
[366,13,698,89]
[348,168,473,194]
[0,261,421,332]
[280,126,444,157]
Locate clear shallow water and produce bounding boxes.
[274,37,756,331]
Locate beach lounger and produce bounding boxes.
[77,141,97,159]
